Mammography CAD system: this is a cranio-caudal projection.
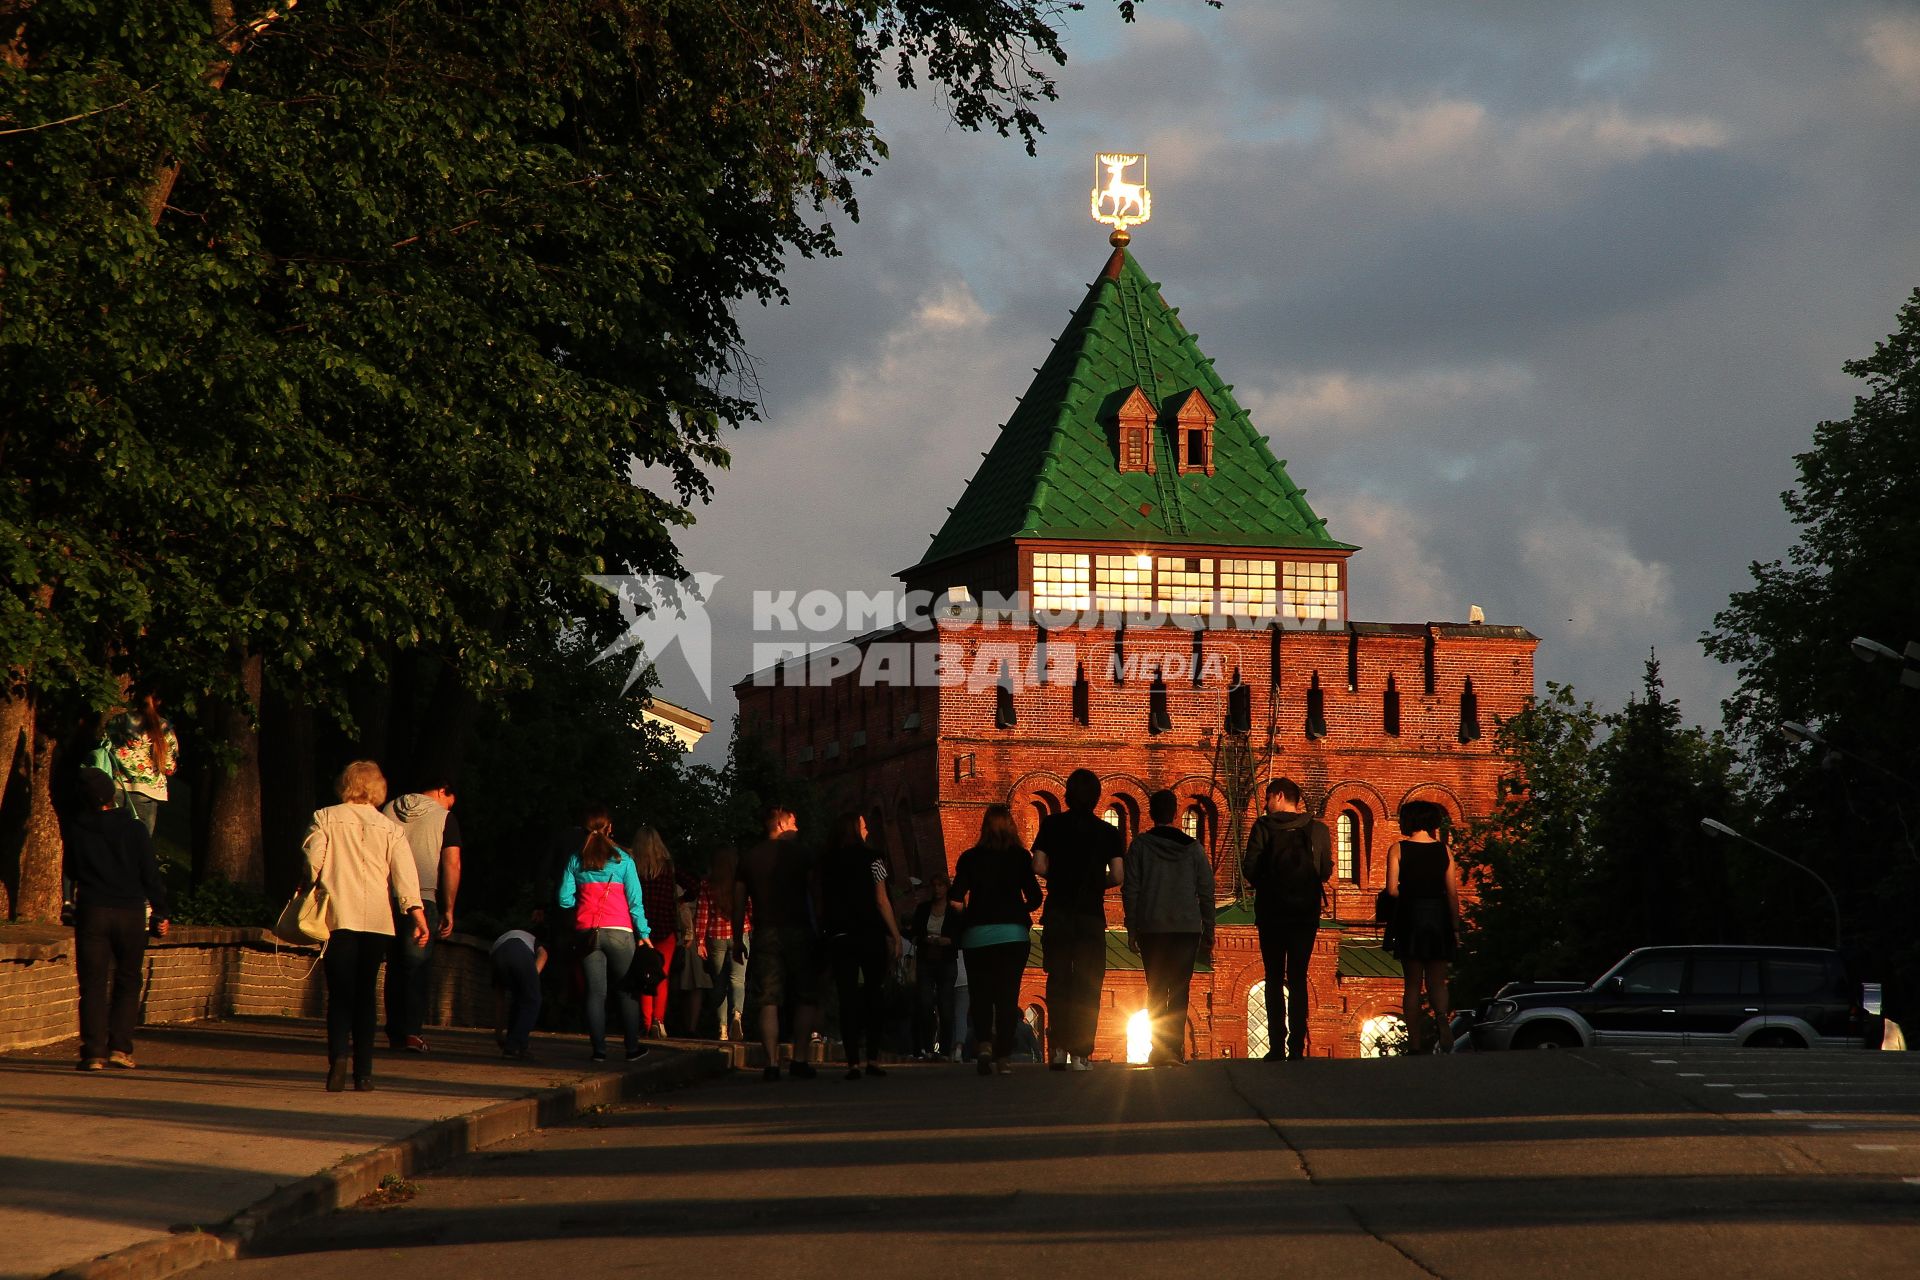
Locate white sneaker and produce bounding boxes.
[1070,1056,1092,1072]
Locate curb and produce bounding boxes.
[46,1047,730,1280]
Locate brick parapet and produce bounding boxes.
[0,927,499,1052]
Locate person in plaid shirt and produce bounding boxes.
[707,846,750,1041]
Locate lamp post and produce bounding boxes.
[1699,818,1842,949]
[1850,636,1920,688]
[1780,720,1910,788]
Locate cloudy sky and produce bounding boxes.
[651,0,1920,766]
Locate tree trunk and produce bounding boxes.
[16,707,64,923]
[201,652,264,887]
[0,680,27,805]
[259,685,316,901]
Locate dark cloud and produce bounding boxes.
[667,1,1920,764]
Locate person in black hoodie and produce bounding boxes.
[64,767,171,1071]
[948,804,1041,1076]
[820,811,903,1080]
[1123,790,1214,1066]
[1241,777,1333,1060]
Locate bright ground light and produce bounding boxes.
[1126,1009,1152,1064]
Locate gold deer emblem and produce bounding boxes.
[1091,153,1151,242]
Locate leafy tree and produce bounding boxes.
[1,0,1169,917]
[1457,666,1763,1004]
[1706,286,1920,1023]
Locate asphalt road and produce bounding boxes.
[215,1048,1920,1280]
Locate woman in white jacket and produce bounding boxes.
[303,760,429,1092]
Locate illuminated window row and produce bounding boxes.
[1030,552,1341,619]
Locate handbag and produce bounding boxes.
[274,839,333,945]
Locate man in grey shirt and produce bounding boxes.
[382,779,462,1052]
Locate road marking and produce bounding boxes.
[1677,1071,1705,1077]
[1810,1123,1852,1130]
[1736,1092,1767,1098]
[1705,1083,1733,1088]
[1651,1059,1678,1064]
[1772,1109,1807,1116]
[1857,1144,1901,1151]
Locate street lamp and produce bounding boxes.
[1850,635,1920,688]
[1699,818,1842,949]
[1778,720,1909,787]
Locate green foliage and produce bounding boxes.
[1455,664,1765,1004]
[1705,286,1920,1022]
[171,875,276,927]
[2,0,1158,721]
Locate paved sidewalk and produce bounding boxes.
[0,1018,718,1280]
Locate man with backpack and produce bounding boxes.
[1242,777,1332,1060]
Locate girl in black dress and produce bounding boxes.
[1387,800,1460,1053]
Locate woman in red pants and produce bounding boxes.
[631,826,680,1037]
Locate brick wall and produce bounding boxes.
[742,615,1536,1058]
[0,928,500,1052]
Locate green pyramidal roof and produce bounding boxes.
[913,247,1352,572]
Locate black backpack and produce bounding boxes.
[1256,822,1324,916]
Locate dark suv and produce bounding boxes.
[1468,945,1885,1051]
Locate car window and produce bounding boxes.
[1765,957,1837,999]
[1620,956,1685,995]
[1688,957,1760,997]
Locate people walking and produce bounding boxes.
[908,874,960,1060]
[1242,777,1332,1060]
[948,804,1041,1077]
[707,845,749,1042]
[65,767,171,1071]
[303,761,429,1092]
[673,867,714,1037]
[1123,789,1213,1067]
[734,804,821,1081]
[1031,768,1123,1071]
[821,812,904,1079]
[1388,800,1460,1054]
[631,826,678,1038]
[558,819,654,1062]
[490,913,550,1059]
[380,779,461,1053]
[98,692,178,835]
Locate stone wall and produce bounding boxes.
[0,926,498,1052]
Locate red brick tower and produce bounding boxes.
[735,244,1536,1059]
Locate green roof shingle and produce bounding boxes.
[914,247,1352,572]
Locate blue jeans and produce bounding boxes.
[491,940,542,1054]
[385,900,439,1042]
[580,928,640,1055]
[709,936,748,1027]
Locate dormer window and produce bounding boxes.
[1114,386,1156,475]
[1170,388,1215,476]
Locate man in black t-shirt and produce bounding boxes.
[735,804,820,1080]
[1032,768,1125,1071]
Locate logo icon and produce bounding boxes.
[586,572,722,700]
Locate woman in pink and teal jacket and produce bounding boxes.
[558,819,653,1062]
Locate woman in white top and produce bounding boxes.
[303,760,429,1093]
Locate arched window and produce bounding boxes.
[1335,805,1370,883]
[1103,805,1124,830]
[1181,806,1203,841]
[1360,1013,1408,1058]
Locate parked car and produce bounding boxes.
[1468,945,1887,1051]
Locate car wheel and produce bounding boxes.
[1512,1022,1580,1051]
[1747,1029,1806,1049]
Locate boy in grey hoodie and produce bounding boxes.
[1123,790,1214,1065]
